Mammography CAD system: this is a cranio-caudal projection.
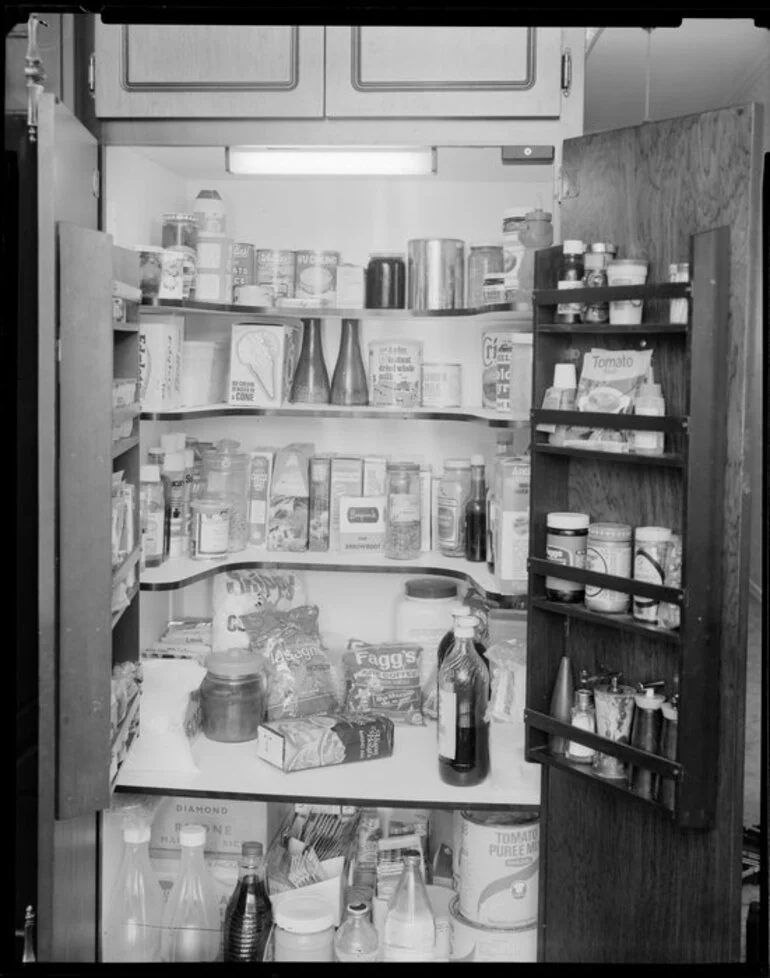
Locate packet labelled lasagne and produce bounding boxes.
[255,712,394,773]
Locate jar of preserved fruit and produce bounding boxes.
[467,245,504,310]
[384,462,421,560]
[200,650,265,743]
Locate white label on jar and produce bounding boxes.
[249,499,267,524]
[143,511,165,559]
[197,510,230,555]
[389,493,420,523]
[556,280,583,316]
[585,543,631,612]
[633,543,668,621]
[437,497,461,550]
[546,539,586,593]
[438,688,457,759]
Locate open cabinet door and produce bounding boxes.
[34,93,110,962]
[540,104,763,963]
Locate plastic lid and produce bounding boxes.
[195,189,222,200]
[483,273,506,282]
[634,689,666,710]
[163,452,185,472]
[553,363,577,388]
[140,465,161,483]
[635,526,673,543]
[405,577,458,600]
[204,650,263,679]
[273,895,335,934]
[179,824,207,848]
[562,239,586,253]
[662,700,679,721]
[469,243,504,250]
[346,902,370,917]
[450,603,471,618]
[547,512,590,530]
[470,454,486,467]
[525,208,552,222]
[242,841,264,858]
[588,522,633,542]
[123,824,151,844]
[148,446,165,457]
[444,458,471,470]
[455,614,480,637]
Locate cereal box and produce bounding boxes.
[228,322,291,408]
[339,495,386,554]
[330,457,363,551]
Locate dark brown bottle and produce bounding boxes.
[222,842,272,962]
[464,455,487,562]
[438,615,490,787]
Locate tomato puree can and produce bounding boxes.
[449,897,537,962]
[458,810,539,929]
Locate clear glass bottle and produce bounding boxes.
[486,431,514,573]
[334,902,380,962]
[291,317,331,404]
[102,823,164,963]
[437,614,490,787]
[566,688,597,764]
[222,841,272,962]
[330,318,368,405]
[464,454,487,562]
[382,852,435,962]
[437,459,471,558]
[161,824,220,963]
[202,439,250,553]
[140,464,165,568]
[384,462,421,560]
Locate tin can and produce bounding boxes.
[368,339,423,407]
[585,522,633,613]
[294,250,340,305]
[407,238,465,311]
[449,897,537,962]
[458,810,539,929]
[231,243,256,290]
[421,363,462,408]
[482,329,512,409]
[256,250,296,303]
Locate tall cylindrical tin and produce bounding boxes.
[408,238,465,311]
[449,897,537,962]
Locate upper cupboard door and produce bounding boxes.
[94,23,324,117]
[325,26,563,118]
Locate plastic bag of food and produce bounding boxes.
[658,534,682,629]
[212,569,306,651]
[241,605,338,720]
[485,637,527,723]
[343,642,425,726]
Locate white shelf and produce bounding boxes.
[140,545,527,605]
[115,722,541,810]
[140,402,529,426]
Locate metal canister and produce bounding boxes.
[407,238,465,311]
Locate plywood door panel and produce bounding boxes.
[325,26,562,118]
[94,23,324,118]
[543,103,763,962]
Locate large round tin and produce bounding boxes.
[407,238,465,311]
[449,896,537,962]
[457,810,539,928]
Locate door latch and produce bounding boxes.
[561,49,572,98]
[88,52,96,97]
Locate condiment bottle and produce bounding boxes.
[161,824,220,962]
[437,603,487,669]
[486,431,514,573]
[334,901,379,962]
[657,694,679,810]
[382,851,435,961]
[633,382,666,456]
[464,455,487,562]
[633,527,673,623]
[584,522,633,614]
[566,687,596,764]
[222,841,272,962]
[555,240,585,323]
[627,683,665,800]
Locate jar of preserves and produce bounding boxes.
[384,462,421,560]
[467,245,504,309]
[365,253,406,309]
[190,494,232,560]
[545,511,589,602]
[555,240,585,324]
[200,650,265,743]
[437,459,472,558]
[162,213,199,252]
[202,439,250,553]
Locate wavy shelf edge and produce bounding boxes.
[139,299,534,321]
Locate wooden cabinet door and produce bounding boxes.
[325,26,563,118]
[94,23,324,118]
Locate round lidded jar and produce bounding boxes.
[202,439,250,552]
[365,252,406,309]
[200,650,265,743]
[190,494,232,559]
[585,522,633,614]
[395,577,459,682]
[273,894,335,962]
[384,462,422,560]
[161,213,199,253]
[545,512,590,602]
[467,244,504,310]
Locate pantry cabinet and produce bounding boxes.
[93,24,325,118]
[324,26,566,119]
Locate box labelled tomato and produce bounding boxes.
[256,713,394,773]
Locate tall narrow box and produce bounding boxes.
[330,457,364,551]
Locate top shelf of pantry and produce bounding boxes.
[139,299,533,323]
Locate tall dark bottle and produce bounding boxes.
[437,614,490,787]
[222,841,272,962]
[464,454,487,562]
[291,318,330,403]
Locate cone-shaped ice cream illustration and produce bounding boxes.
[236,329,279,400]
[549,656,574,755]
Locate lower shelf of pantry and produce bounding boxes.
[140,547,527,606]
[114,724,541,811]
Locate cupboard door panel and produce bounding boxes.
[325,26,563,118]
[94,23,324,117]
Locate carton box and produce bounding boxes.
[363,456,388,497]
[248,451,273,547]
[309,455,332,552]
[330,456,363,551]
[228,322,297,408]
[339,495,386,554]
[149,795,270,855]
[139,315,184,412]
[267,443,313,551]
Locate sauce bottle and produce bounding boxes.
[628,683,666,800]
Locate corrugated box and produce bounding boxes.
[149,796,270,856]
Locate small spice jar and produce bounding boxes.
[273,895,335,962]
[384,462,422,560]
[584,522,633,614]
[669,262,690,324]
[581,242,617,323]
[555,240,585,323]
[190,494,232,559]
[200,650,265,743]
[545,512,589,602]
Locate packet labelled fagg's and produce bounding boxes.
[248,451,273,546]
[343,643,425,726]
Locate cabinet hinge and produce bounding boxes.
[56,338,62,363]
[88,52,95,97]
[92,169,100,200]
[561,49,572,98]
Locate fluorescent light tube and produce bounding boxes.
[226,146,436,176]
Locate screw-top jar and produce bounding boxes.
[273,894,335,963]
[467,244,504,309]
[190,494,232,559]
[545,512,590,602]
[384,462,422,560]
[556,240,585,324]
[632,526,673,623]
[584,522,633,613]
[200,650,266,743]
[502,207,530,298]
[365,253,406,309]
[437,459,472,558]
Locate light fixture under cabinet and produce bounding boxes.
[225,146,437,176]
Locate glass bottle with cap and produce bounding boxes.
[103,822,164,962]
[223,841,272,962]
[437,603,488,668]
[555,240,586,324]
[628,683,666,800]
[161,824,220,962]
[200,650,266,743]
[382,851,435,961]
[140,464,165,568]
[334,902,379,962]
[437,458,472,558]
[464,454,487,562]
[273,894,335,962]
[202,439,250,552]
[437,613,490,787]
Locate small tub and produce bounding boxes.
[607,259,649,324]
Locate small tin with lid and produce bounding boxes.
[200,650,265,743]
[273,894,335,962]
[584,522,633,613]
[545,512,590,602]
[365,253,406,309]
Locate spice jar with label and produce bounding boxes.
[384,462,422,560]
[555,240,585,324]
[200,650,266,743]
[584,522,632,614]
[545,512,589,602]
[581,242,617,323]
[190,494,232,560]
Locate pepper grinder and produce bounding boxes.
[657,692,680,810]
[592,672,637,780]
[627,681,666,800]
[548,656,574,755]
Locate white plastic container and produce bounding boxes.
[607,259,649,324]
[273,894,335,962]
[395,577,459,685]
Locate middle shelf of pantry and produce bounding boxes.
[140,545,528,607]
[114,723,541,810]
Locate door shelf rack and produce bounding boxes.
[524,227,729,830]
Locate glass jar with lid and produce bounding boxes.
[365,253,406,309]
[200,650,266,743]
[384,462,421,560]
[273,895,335,962]
[162,213,199,299]
[202,439,250,552]
[581,242,617,324]
[437,459,472,558]
[467,245,504,310]
[556,240,586,324]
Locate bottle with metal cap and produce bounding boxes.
[382,852,435,961]
[464,454,487,562]
[566,677,597,764]
[223,841,272,962]
[628,682,666,799]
